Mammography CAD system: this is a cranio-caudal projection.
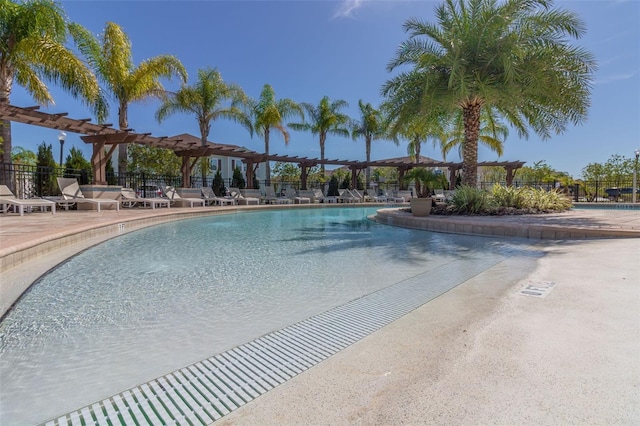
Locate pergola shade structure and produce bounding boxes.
[0,104,525,189]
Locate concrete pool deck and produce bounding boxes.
[1,205,639,424]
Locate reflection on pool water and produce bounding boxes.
[0,207,531,424]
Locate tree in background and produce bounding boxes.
[127,144,180,176]
[271,162,301,185]
[440,107,507,161]
[231,166,246,189]
[1,0,101,166]
[327,175,340,197]
[212,169,225,196]
[351,100,387,188]
[156,68,252,185]
[289,96,351,175]
[383,0,596,186]
[35,142,57,195]
[252,84,303,184]
[64,146,91,183]
[70,21,187,175]
[11,146,37,166]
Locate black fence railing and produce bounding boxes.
[1,163,636,202]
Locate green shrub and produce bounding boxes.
[450,185,494,214]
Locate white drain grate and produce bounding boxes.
[42,256,503,426]
[519,280,556,298]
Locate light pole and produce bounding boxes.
[633,148,639,203]
[58,131,66,168]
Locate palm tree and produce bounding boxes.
[252,84,303,184]
[383,106,445,163]
[0,0,101,165]
[288,96,351,175]
[69,22,187,175]
[156,67,252,185]
[351,100,386,189]
[382,0,596,186]
[440,107,508,161]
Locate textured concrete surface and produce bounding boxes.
[217,238,640,425]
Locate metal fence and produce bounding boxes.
[1,163,636,202]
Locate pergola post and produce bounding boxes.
[350,167,358,190]
[244,159,254,189]
[181,156,192,188]
[505,166,515,187]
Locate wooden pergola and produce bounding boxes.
[0,104,526,189]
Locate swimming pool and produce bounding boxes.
[0,207,535,424]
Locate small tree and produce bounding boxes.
[212,170,225,196]
[231,166,246,189]
[64,147,91,184]
[35,142,57,196]
[327,175,340,196]
[340,175,350,189]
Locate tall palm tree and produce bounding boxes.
[0,0,101,165]
[156,67,252,185]
[351,100,386,188]
[252,84,303,184]
[440,107,508,161]
[289,96,350,175]
[382,0,596,186]
[69,22,187,174]
[383,105,446,163]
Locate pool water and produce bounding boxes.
[0,207,532,424]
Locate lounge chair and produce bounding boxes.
[433,189,447,203]
[366,191,387,203]
[0,185,56,216]
[337,189,358,203]
[120,188,170,209]
[390,190,412,203]
[299,189,318,203]
[264,186,291,204]
[351,189,365,203]
[241,188,263,203]
[315,188,336,203]
[164,186,206,208]
[56,177,120,212]
[229,187,259,205]
[201,187,236,206]
[285,188,310,204]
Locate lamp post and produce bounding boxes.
[633,148,639,204]
[58,131,66,168]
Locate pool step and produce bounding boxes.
[42,256,502,426]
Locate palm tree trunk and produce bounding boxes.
[365,136,371,189]
[414,136,421,162]
[320,132,326,175]
[264,127,270,185]
[118,101,129,177]
[462,102,481,187]
[0,72,13,167]
[200,131,208,186]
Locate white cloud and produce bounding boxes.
[595,71,637,85]
[332,0,365,19]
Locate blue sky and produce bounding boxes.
[8,0,640,178]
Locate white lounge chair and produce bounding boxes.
[164,186,206,208]
[56,177,120,212]
[0,185,56,216]
[264,186,291,204]
[286,188,310,204]
[229,187,259,205]
[120,188,170,209]
[337,189,358,203]
[315,188,336,203]
[201,187,236,206]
